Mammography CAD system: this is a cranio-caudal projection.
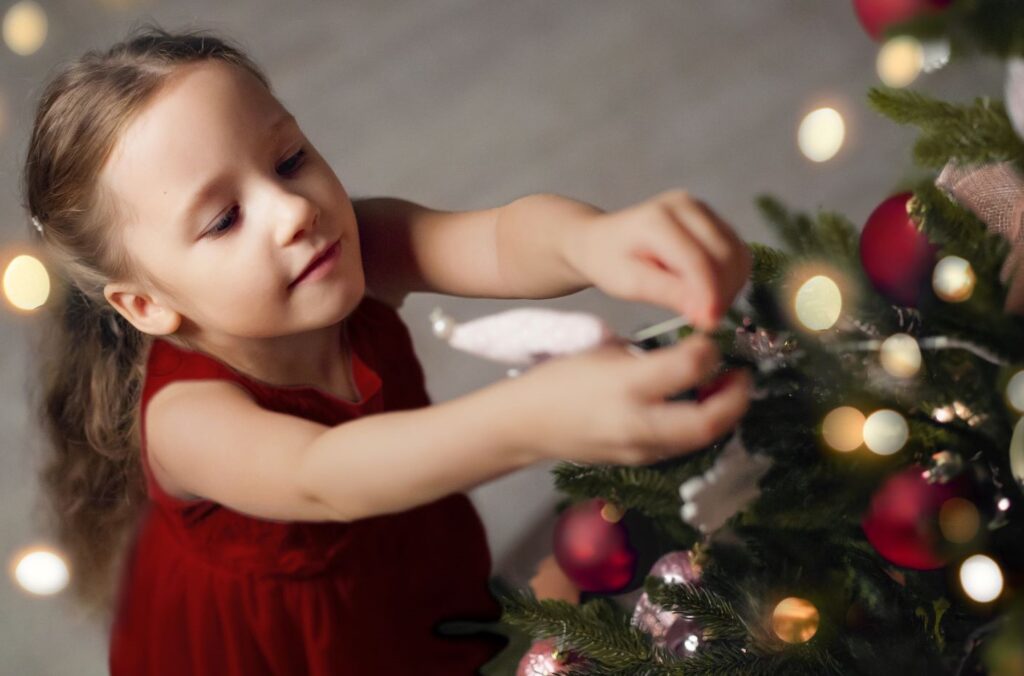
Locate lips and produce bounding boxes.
[290,238,340,288]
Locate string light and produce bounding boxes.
[3,254,50,311]
[939,498,980,544]
[879,333,921,378]
[1006,369,1024,414]
[822,406,864,452]
[959,554,1004,603]
[771,597,820,644]
[10,546,69,596]
[2,1,47,56]
[863,409,908,455]
[793,275,842,330]
[932,256,976,303]
[798,108,845,162]
[876,36,923,88]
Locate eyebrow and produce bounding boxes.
[179,112,298,232]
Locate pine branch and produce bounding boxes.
[867,88,1024,167]
[494,585,656,668]
[645,579,749,642]
[747,241,791,286]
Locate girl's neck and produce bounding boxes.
[183,318,356,398]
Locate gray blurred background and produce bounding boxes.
[0,0,1005,673]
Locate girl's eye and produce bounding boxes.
[204,148,308,238]
[278,147,307,176]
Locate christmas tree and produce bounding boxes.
[446,2,1024,674]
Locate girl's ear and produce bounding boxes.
[103,282,182,336]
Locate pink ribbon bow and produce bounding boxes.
[934,160,1024,315]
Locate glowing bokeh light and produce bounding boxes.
[771,597,820,644]
[880,333,921,378]
[3,254,50,310]
[863,409,908,456]
[794,275,842,330]
[932,256,976,303]
[822,406,864,452]
[939,498,980,544]
[798,107,845,162]
[1006,369,1024,413]
[877,36,923,88]
[11,547,69,595]
[959,555,1003,603]
[600,501,625,523]
[3,1,47,56]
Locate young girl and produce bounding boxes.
[23,24,752,675]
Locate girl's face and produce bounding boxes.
[101,60,364,342]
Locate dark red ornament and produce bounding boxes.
[553,498,638,593]
[852,0,953,41]
[859,192,939,307]
[861,465,965,570]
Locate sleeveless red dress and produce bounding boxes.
[108,295,506,675]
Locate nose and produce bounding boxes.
[272,186,320,247]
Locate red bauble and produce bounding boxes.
[861,465,965,570]
[553,498,638,593]
[859,192,939,307]
[852,0,953,41]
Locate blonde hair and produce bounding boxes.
[20,21,272,620]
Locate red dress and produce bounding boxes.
[108,295,506,675]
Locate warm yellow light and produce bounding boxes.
[3,1,47,56]
[822,406,864,452]
[771,597,820,644]
[798,108,845,162]
[939,498,980,544]
[600,502,625,523]
[1006,369,1024,413]
[880,333,921,378]
[959,555,1003,603]
[794,275,842,330]
[876,36,923,88]
[863,409,908,455]
[3,254,50,310]
[932,256,976,303]
[10,547,69,595]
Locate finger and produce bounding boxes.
[622,255,710,323]
[628,333,721,399]
[661,192,753,305]
[631,228,722,328]
[640,224,725,328]
[683,199,754,296]
[639,367,752,450]
[659,192,734,262]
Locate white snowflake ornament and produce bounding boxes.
[430,306,620,366]
[678,428,773,534]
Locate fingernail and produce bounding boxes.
[696,368,741,402]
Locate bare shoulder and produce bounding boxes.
[144,379,337,521]
[144,379,258,501]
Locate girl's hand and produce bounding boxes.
[564,189,753,331]
[506,332,752,466]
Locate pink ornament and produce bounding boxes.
[516,637,584,676]
[631,551,704,658]
[553,498,638,593]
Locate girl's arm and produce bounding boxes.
[353,194,600,308]
[145,369,543,523]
